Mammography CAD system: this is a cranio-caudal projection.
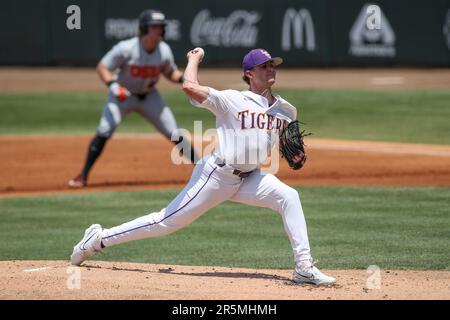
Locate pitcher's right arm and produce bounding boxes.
[182,48,209,104]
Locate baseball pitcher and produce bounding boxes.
[69,9,200,188]
[70,48,336,286]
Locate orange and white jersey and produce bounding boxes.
[101,37,176,95]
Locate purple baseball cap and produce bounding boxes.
[242,49,283,72]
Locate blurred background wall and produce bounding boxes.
[1,0,449,66]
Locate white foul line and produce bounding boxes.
[23,266,54,273]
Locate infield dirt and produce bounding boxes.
[1,260,449,300]
[1,135,450,197]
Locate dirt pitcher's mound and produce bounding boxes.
[0,260,449,300]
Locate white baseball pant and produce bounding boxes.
[101,154,312,264]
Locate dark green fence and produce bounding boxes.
[1,0,449,66]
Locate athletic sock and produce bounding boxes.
[82,135,108,177]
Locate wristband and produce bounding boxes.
[106,80,116,87]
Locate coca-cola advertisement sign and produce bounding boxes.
[190,9,260,47]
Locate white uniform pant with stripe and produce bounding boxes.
[101,155,312,264]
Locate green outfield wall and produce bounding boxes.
[1,0,449,66]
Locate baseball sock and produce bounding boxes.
[82,135,108,177]
[189,145,200,164]
[173,136,200,164]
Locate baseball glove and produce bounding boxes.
[279,120,311,170]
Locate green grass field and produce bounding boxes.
[1,89,450,144]
[0,88,449,270]
[0,187,449,270]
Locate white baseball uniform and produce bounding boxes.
[100,87,312,264]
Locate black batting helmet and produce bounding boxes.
[138,9,167,37]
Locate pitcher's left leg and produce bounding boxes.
[231,171,336,285]
[230,171,311,264]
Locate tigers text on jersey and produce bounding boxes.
[101,37,177,95]
[191,88,297,172]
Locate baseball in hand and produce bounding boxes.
[196,48,205,59]
[189,47,205,61]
